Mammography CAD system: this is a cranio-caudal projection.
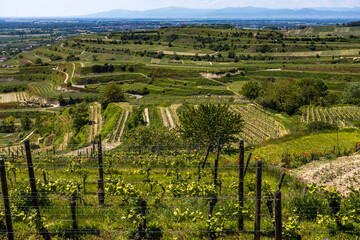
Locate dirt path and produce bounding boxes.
[54,65,69,84]
[144,108,150,126]
[71,63,76,79]
[20,131,35,143]
[170,104,181,126]
[159,107,169,127]
[159,50,209,56]
[165,108,175,129]
[292,154,360,195]
[62,141,120,156]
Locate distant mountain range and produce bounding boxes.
[82,7,360,19]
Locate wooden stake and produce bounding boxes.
[0,158,14,240]
[70,195,78,231]
[277,172,286,190]
[238,139,244,231]
[97,135,104,205]
[274,190,282,240]
[254,160,262,240]
[24,140,51,240]
[213,138,221,187]
[243,152,252,177]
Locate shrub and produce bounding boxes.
[291,194,323,221]
[307,121,337,132]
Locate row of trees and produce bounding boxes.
[241,79,341,115]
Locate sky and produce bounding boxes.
[1,0,360,17]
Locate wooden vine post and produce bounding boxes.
[70,195,78,231]
[0,158,14,240]
[24,140,51,240]
[274,190,282,240]
[97,135,105,205]
[254,160,262,240]
[238,139,244,231]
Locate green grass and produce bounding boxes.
[251,129,360,164]
[100,103,122,138]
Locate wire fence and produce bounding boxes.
[0,138,359,239]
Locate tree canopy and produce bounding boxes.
[240,81,261,100]
[100,82,126,110]
[178,103,244,146]
[122,125,180,152]
[71,102,89,133]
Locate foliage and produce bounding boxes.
[122,125,180,152]
[99,82,125,110]
[178,103,243,146]
[259,80,302,115]
[20,115,32,131]
[127,107,145,130]
[291,192,323,221]
[71,102,89,133]
[240,81,261,100]
[344,82,360,99]
[298,79,328,105]
[307,121,337,132]
[92,63,114,73]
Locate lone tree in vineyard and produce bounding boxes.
[178,103,244,147]
[100,82,126,109]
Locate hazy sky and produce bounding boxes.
[1,0,360,17]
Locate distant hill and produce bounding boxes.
[286,25,360,36]
[82,7,360,19]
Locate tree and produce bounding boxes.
[240,81,261,100]
[298,79,328,105]
[71,102,89,133]
[344,82,360,99]
[178,103,244,147]
[122,125,180,152]
[100,82,126,110]
[259,80,302,115]
[228,51,235,58]
[57,94,66,106]
[5,116,15,133]
[35,58,43,65]
[20,115,32,131]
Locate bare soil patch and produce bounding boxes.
[292,154,360,195]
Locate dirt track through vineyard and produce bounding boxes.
[144,108,150,126]
[159,107,169,127]
[165,107,175,128]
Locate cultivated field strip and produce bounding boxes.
[109,110,124,143]
[0,92,29,103]
[159,107,169,127]
[109,110,130,144]
[116,110,129,143]
[88,103,102,142]
[170,104,181,126]
[159,105,181,128]
[303,105,360,126]
[230,104,287,145]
